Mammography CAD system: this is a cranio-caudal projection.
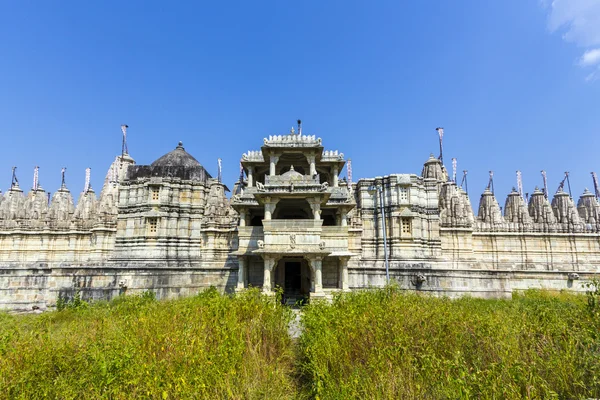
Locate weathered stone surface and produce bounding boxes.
[1,129,600,311]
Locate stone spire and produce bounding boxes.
[0,181,26,221]
[528,187,556,231]
[551,189,583,232]
[439,181,474,228]
[504,187,532,229]
[477,187,505,228]
[421,154,448,182]
[47,173,75,224]
[577,188,600,231]
[74,173,98,224]
[99,153,135,217]
[24,184,48,221]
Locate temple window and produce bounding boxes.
[150,186,160,201]
[399,187,409,202]
[147,218,158,234]
[401,218,411,235]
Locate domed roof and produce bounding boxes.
[151,142,202,168]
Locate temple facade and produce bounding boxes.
[1,124,600,311]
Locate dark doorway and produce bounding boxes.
[276,260,310,305]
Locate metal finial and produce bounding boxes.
[121,124,129,155]
[516,170,524,201]
[435,127,444,164]
[297,119,302,135]
[452,158,457,183]
[33,166,39,191]
[592,172,600,199]
[61,167,67,189]
[11,166,18,188]
[347,158,353,188]
[217,158,222,183]
[541,170,549,199]
[487,171,494,194]
[84,168,91,193]
[460,170,468,194]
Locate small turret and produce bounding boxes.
[439,182,474,227]
[47,184,75,223]
[421,154,448,182]
[504,188,532,229]
[528,187,556,231]
[99,154,135,217]
[73,186,98,223]
[477,187,504,228]
[577,188,600,231]
[551,189,583,232]
[24,185,49,221]
[0,182,26,221]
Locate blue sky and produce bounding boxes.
[0,1,599,206]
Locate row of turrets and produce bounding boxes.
[423,155,600,233]
[0,154,134,230]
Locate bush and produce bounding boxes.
[299,287,600,399]
[0,288,297,399]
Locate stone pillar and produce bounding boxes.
[247,166,254,187]
[306,154,316,176]
[239,210,246,227]
[237,256,246,291]
[308,198,321,220]
[263,257,274,293]
[264,197,279,220]
[333,166,339,187]
[312,256,324,294]
[340,210,348,227]
[339,257,349,290]
[269,154,279,176]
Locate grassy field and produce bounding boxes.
[1,286,599,399]
[0,289,297,399]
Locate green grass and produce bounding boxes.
[1,287,599,399]
[299,287,600,399]
[0,288,297,399]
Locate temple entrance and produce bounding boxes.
[274,258,311,305]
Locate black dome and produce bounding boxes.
[151,142,202,168]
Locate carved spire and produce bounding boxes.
[504,187,532,228]
[528,186,556,231]
[578,188,600,231]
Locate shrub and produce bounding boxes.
[299,287,600,399]
[0,288,297,399]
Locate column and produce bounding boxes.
[339,257,349,290]
[247,166,254,187]
[306,154,316,176]
[239,210,246,227]
[236,256,246,290]
[332,166,339,187]
[308,198,321,220]
[340,210,348,227]
[263,257,274,293]
[269,154,279,176]
[264,197,279,220]
[312,256,323,294]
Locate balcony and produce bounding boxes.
[236,220,350,256]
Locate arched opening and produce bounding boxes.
[273,199,311,220]
[273,258,311,305]
[276,153,309,176]
[321,209,337,226]
[249,209,264,226]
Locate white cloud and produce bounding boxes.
[579,48,600,67]
[546,0,600,47]
[543,0,600,81]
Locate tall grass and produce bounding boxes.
[300,287,600,399]
[2,286,599,399]
[0,288,297,399]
